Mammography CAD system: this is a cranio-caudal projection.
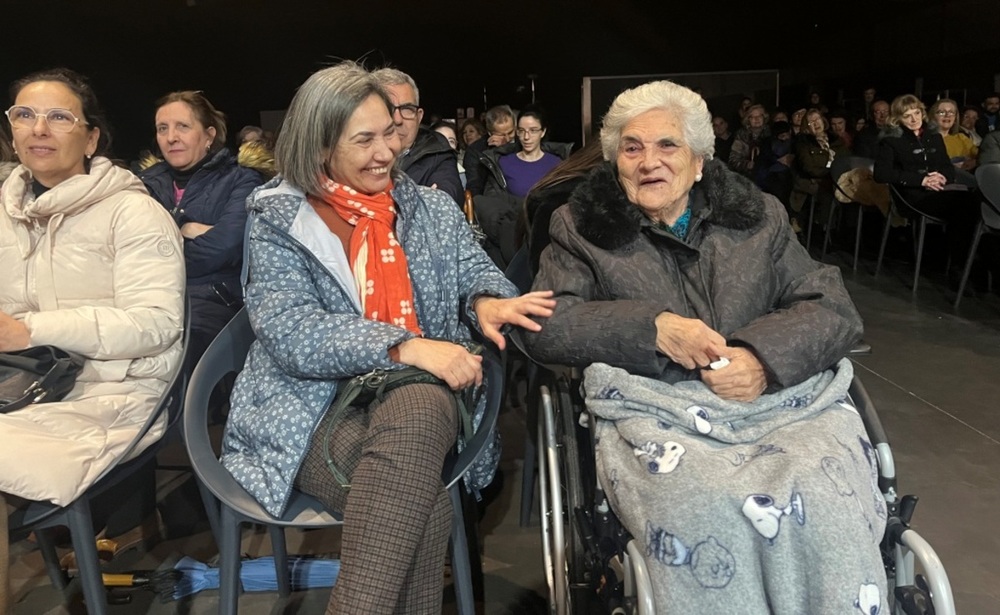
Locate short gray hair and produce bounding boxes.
[600,80,715,163]
[275,61,392,196]
[371,67,420,105]
[483,105,515,133]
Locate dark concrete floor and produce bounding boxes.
[9,239,1000,614]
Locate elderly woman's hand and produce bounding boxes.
[474,291,556,351]
[700,347,767,402]
[394,337,483,390]
[654,312,728,370]
[0,312,30,352]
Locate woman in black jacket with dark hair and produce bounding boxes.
[873,94,977,268]
[140,91,267,371]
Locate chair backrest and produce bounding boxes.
[183,307,254,502]
[976,163,1000,220]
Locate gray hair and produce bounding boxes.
[275,61,392,196]
[483,105,515,133]
[600,80,715,163]
[371,67,420,105]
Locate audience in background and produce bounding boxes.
[975,93,1000,138]
[712,115,735,165]
[729,104,770,177]
[854,99,890,158]
[961,107,983,146]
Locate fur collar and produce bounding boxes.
[568,159,764,251]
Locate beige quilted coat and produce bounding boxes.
[0,158,184,505]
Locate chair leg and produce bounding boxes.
[65,499,107,615]
[219,506,243,615]
[34,527,67,591]
[875,213,892,278]
[269,525,291,597]
[913,217,927,293]
[854,205,864,272]
[822,200,838,260]
[196,478,222,550]
[955,222,985,309]
[449,484,476,615]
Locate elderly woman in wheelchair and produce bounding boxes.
[524,80,891,613]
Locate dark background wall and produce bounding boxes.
[4,0,997,159]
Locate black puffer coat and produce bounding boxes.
[397,126,463,205]
[141,148,264,288]
[523,159,863,389]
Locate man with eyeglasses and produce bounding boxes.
[371,68,463,205]
[463,105,516,196]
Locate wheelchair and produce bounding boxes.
[531,361,956,615]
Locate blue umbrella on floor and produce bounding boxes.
[169,555,341,600]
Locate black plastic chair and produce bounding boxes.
[875,185,948,294]
[7,305,190,615]
[824,156,875,271]
[954,163,1000,308]
[184,307,502,614]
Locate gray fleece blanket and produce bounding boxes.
[584,359,888,614]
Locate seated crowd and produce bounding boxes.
[1,64,998,614]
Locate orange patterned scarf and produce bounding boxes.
[309,178,422,335]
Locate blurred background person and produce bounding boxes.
[961,106,983,147]
[729,104,769,176]
[712,115,735,165]
[460,117,486,149]
[432,119,466,188]
[855,99,890,157]
[140,91,267,377]
[237,124,264,144]
[829,109,854,150]
[0,125,16,185]
[790,107,808,136]
[792,109,849,236]
[464,105,516,196]
[929,98,977,173]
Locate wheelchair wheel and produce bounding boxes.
[538,377,591,615]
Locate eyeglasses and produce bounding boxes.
[516,127,542,136]
[935,110,956,116]
[6,105,87,133]
[390,103,420,120]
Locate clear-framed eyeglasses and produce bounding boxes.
[390,104,420,120]
[935,109,957,117]
[516,127,543,136]
[6,105,87,133]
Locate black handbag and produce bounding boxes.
[323,342,483,489]
[0,346,86,413]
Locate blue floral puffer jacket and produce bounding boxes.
[221,172,518,517]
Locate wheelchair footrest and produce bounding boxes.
[894,574,935,615]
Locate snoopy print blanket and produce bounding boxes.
[584,359,888,614]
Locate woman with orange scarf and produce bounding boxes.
[220,62,554,614]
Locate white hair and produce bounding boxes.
[600,80,715,162]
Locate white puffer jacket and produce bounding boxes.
[0,157,185,505]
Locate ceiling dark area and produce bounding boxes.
[5,0,998,157]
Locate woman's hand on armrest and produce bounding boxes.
[473,290,556,351]
[0,311,30,352]
[392,337,483,391]
[700,346,767,402]
[654,312,728,370]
